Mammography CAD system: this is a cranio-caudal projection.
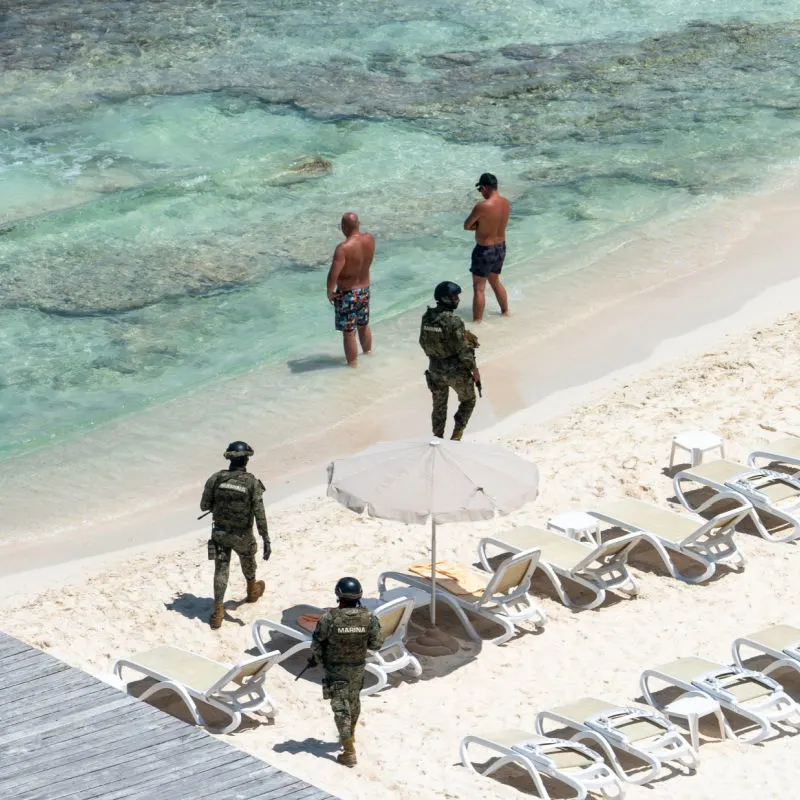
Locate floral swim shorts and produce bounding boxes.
[334,286,370,332]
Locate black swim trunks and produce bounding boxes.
[470,242,506,278]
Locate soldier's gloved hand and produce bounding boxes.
[262,539,271,561]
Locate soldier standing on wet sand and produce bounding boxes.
[311,577,383,767]
[200,440,271,629]
[419,281,481,441]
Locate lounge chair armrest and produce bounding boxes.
[640,668,695,710]
[378,571,427,597]
[692,666,781,700]
[572,531,641,573]
[476,536,518,571]
[691,490,752,516]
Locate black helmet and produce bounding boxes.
[434,281,462,304]
[223,440,254,460]
[335,576,363,600]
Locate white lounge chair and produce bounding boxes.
[251,595,422,696]
[748,437,800,474]
[477,526,641,610]
[535,697,696,784]
[378,548,546,645]
[640,656,800,744]
[461,729,624,799]
[590,497,749,583]
[673,459,800,542]
[113,645,280,734]
[732,624,800,678]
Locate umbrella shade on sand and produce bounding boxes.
[326,437,539,625]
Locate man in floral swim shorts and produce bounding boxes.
[327,212,375,367]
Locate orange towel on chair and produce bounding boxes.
[408,560,489,596]
[297,613,322,632]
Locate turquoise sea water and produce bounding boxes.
[1,1,800,466]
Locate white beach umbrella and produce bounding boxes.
[326,437,539,625]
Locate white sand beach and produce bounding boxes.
[4,172,800,800]
[5,277,800,798]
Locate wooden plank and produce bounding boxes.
[2,723,202,782]
[0,633,339,800]
[135,758,285,799]
[0,669,108,710]
[96,750,254,800]
[195,769,307,799]
[0,644,52,666]
[0,659,105,696]
[274,786,341,800]
[0,681,120,729]
[0,695,135,747]
[0,656,72,690]
[6,698,172,755]
[0,634,33,658]
[71,747,256,799]
[6,735,217,798]
[124,763,295,800]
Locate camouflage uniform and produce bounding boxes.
[419,305,477,438]
[311,606,384,741]
[200,466,270,603]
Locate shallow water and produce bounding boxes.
[1,2,800,518]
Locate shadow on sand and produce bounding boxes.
[286,355,343,374]
[164,592,246,627]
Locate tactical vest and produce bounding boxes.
[212,470,254,530]
[419,307,459,360]
[323,607,372,665]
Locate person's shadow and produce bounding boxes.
[164,593,246,627]
[273,738,340,762]
[286,355,342,374]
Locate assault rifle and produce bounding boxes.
[295,656,318,681]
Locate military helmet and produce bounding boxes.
[223,440,254,460]
[434,281,462,303]
[335,576,363,600]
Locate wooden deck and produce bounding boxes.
[0,631,340,800]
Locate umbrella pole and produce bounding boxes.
[430,518,437,626]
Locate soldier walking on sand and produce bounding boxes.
[463,172,510,323]
[311,577,383,767]
[201,441,271,629]
[327,212,375,367]
[419,281,481,441]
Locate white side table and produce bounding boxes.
[664,692,727,754]
[669,430,725,467]
[546,511,601,544]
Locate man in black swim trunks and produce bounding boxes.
[463,172,510,323]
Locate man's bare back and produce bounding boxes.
[327,212,375,367]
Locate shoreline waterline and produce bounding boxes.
[2,168,800,583]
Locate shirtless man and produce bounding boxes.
[463,172,510,323]
[327,212,375,367]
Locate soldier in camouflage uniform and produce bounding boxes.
[419,281,481,441]
[200,440,272,629]
[311,577,383,767]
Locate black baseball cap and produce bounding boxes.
[475,172,498,189]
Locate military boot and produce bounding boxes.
[451,428,464,442]
[246,578,265,603]
[336,737,357,767]
[210,602,225,629]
